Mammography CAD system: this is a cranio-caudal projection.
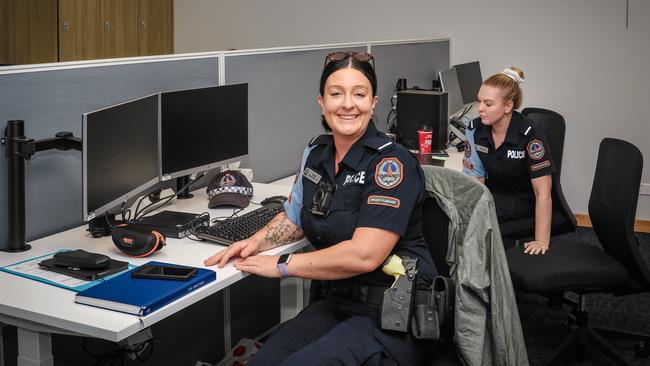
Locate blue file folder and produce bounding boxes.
[75,261,216,316]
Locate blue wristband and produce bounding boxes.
[277,253,292,278]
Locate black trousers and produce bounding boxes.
[246,296,435,366]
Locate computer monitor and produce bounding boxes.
[453,61,483,105]
[82,94,160,221]
[438,68,465,117]
[160,84,248,181]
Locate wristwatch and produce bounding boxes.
[277,253,293,278]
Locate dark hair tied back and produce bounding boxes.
[319,52,378,131]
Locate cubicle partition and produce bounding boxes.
[370,41,450,131]
[0,38,449,250]
[224,45,366,183]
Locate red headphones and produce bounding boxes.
[111,223,166,257]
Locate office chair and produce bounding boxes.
[421,198,461,365]
[499,107,577,240]
[421,165,529,365]
[506,138,650,365]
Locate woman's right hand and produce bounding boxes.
[204,238,261,268]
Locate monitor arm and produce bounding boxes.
[1,120,82,252]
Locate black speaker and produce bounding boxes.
[394,90,448,151]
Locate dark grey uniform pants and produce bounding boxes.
[247,297,433,366]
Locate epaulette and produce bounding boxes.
[467,119,477,130]
[308,134,333,147]
[520,124,534,137]
[518,113,536,136]
[364,136,395,152]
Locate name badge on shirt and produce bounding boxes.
[303,167,322,185]
[475,144,489,153]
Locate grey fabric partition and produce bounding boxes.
[0,58,220,247]
[0,39,449,249]
[224,46,365,184]
[371,41,450,132]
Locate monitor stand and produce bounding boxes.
[87,213,121,238]
[176,175,193,199]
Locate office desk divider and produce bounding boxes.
[0,249,135,292]
[0,38,449,249]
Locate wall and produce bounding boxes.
[175,0,650,219]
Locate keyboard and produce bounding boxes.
[196,205,284,245]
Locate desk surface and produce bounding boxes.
[418,147,464,171]
[0,182,304,342]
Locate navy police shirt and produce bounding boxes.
[283,123,436,287]
[463,111,556,194]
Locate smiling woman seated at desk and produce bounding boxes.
[204,51,437,366]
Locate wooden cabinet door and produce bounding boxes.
[100,0,138,59]
[138,0,173,56]
[13,0,58,64]
[59,0,101,62]
[0,0,16,64]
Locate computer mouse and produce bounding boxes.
[261,195,288,206]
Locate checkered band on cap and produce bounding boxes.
[207,185,253,199]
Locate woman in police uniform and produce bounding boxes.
[463,67,555,255]
[204,52,437,365]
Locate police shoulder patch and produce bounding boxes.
[367,195,401,208]
[526,139,545,160]
[464,141,472,157]
[375,157,403,189]
[531,160,551,171]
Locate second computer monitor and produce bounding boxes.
[82,94,160,221]
[454,61,483,105]
[160,84,248,180]
[439,68,465,117]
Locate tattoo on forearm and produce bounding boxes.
[263,216,304,248]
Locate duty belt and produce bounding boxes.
[323,281,387,305]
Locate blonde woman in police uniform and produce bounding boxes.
[205,52,436,365]
[463,67,556,255]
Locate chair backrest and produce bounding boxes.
[521,107,567,176]
[521,107,576,234]
[422,197,451,277]
[589,138,650,290]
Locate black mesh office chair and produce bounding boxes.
[506,138,650,365]
[421,198,461,365]
[499,107,577,240]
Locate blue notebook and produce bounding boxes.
[75,261,216,316]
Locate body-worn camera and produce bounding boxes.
[310,181,336,216]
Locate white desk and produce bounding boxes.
[416,147,464,171]
[445,147,464,172]
[0,182,306,366]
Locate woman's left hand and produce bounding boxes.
[234,255,281,278]
[523,240,549,255]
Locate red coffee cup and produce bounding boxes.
[418,125,432,154]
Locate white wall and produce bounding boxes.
[175,0,650,219]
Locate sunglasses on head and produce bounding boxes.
[324,51,375,69]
